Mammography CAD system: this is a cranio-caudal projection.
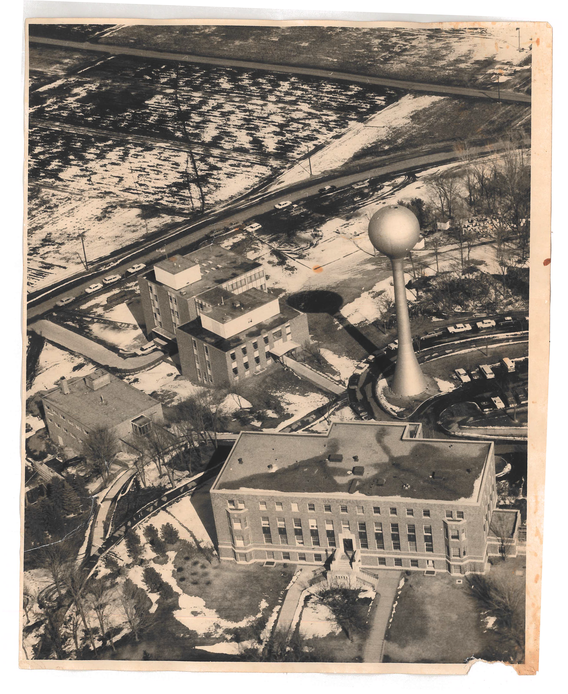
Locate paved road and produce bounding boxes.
[90,468,137,552]
[30,319,164,372]
[363,570,402,663]
[27,140,520,320]
[30,36,531,104]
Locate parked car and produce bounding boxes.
[476,319,496,330]
[85,283,103,294]
[454,368,471,384]
[491,396,506,409]
[479,364,495,379]
[387,341,398,351]
[470,369,482,380]
[103,274,121,285]
[448,323,472,334]
[136,342,159,356]
[245,222,262,232]
[501,357,515,373]
[478,398,495,413]
[274,200,292,210]
[126,263,146,275]
[55,296,74,307]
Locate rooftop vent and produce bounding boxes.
[328,453,343,463]
[375,477,386,486]
[348,479,359,494]
[238,457,244,465]
[402,483,411,490]
[353,455,359,462]
[59,377,70,395]
[84,371,111,391]
[267,464,273,470]
[352,466,364,476]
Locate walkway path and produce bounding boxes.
[362,570,402,663]
[281,355,346,396]
[274,567,317,637]
[90,467,137,552]
[30,36,531,104]
[30,319,164,373]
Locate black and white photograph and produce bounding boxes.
[20,14,551,672]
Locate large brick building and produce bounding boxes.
[139,244,310,386]
[42,369,164,455]
[210,421,519,575]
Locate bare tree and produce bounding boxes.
[62,564,98,653]
[490,513,514,560]
[40,543,67,599]
[81,426,119,484]
[87,578,116,651]
[119,578,149,642]
[135,425,177,487]
[36,593,66,659]
[430,171,460,220]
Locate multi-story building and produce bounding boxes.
[42,369,164,454]
[138,245,267,342]
[139,243,310,386]
[176,287,309,387]
[210,421,519,575]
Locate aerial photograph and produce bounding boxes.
[23,20,533,667]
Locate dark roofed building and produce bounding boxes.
[209,421,518,575]
[42,369,164,455]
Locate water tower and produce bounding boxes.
[368,205,427,397]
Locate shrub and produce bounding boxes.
[161,523,180,545]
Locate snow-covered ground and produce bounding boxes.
[275,390,330,431]
[269,95,444,191]
[27,341,92,398]
[124,361,204,404]
[319,349,359,383]
[340,273,414,326]
[299,599,342,639]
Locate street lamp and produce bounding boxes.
[516,27,521,52]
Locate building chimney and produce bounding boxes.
[59,377,70,395]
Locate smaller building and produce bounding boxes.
[42,369,164,454]
[176,293,309,387]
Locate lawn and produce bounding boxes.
[383,565,524,663]
[172,544,295,623]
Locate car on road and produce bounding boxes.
[245,222,262,232]
[274,200,292,210]
[136,342,159,356]
[476,319,496,330]
[447,323,472,334]
[491,396,506,409]
[318,185,336,195]
[387,339,399,350]
[126,263,146,275]
[103,274,121,285]
[55,296,74,308]
[85,283,103,294]
[454,368,471,384]
[351,179,369,189]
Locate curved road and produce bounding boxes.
[27,140,523,320]
[30,36,531,105]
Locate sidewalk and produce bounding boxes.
[274,567,316,637]
[30,319,164,373]
[362,570,402,663]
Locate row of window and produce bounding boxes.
[229,324,292,363]
[260,551,438,570]
[228,499,466,519]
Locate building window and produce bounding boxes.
[446,511,454,519]
[230,351,236,361]
[378,557,387,566]
[298,554,306,562]
[374,522,384,550]
[273,329,282,340]
[291,503,299,512]
[228,500,237,509]
[259,501,267,510]
[263,335,269,345]
[234,536,244,547]
[324,504,332,513]
[394,558,403,567]
[275,502,283,511]
[266,552,275,559]
[358,522,369,549]
[283,552,291,561]
[373,506,381,515]
[309,520,320,546]
[233,519,242,529]
[232,367,238,376]
[342,520,350,531]
[243,361,249,370]
[294,519,303,545]
[308,503,316,512]
[325,520,336,547]
[457,511,465,519]
[261,517,270,527]
[356,505,364,515]
[254,356,260,365]
[424,525,434,553]
[406,509,414,517]
[411,559,419,568]
[391,523,401,550]
[252,341,258,350]
[450,528,460,540]
[390,508,397,516]
[340,505,348,514]
[407,524,417,552]
[241,346,247,356]
[452,547,461,558]
[314,554,323,562]
[423,509,431,518]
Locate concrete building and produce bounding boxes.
[139,243,310,386]
[176,288,309,387]
[42,369,164,454]
[138,245,267,342]
[210,421,519,575]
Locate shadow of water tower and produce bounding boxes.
[368,205,427,397]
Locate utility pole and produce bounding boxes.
[516,27,521,52]
[79,233,89,271]
[305,146,313,177]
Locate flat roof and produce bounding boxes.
[42,371,160,431]
[215,422,491,502]
[146,245,262,298]
[178,302,301,352]
[154,255,197,274]
[199,287,277,323]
